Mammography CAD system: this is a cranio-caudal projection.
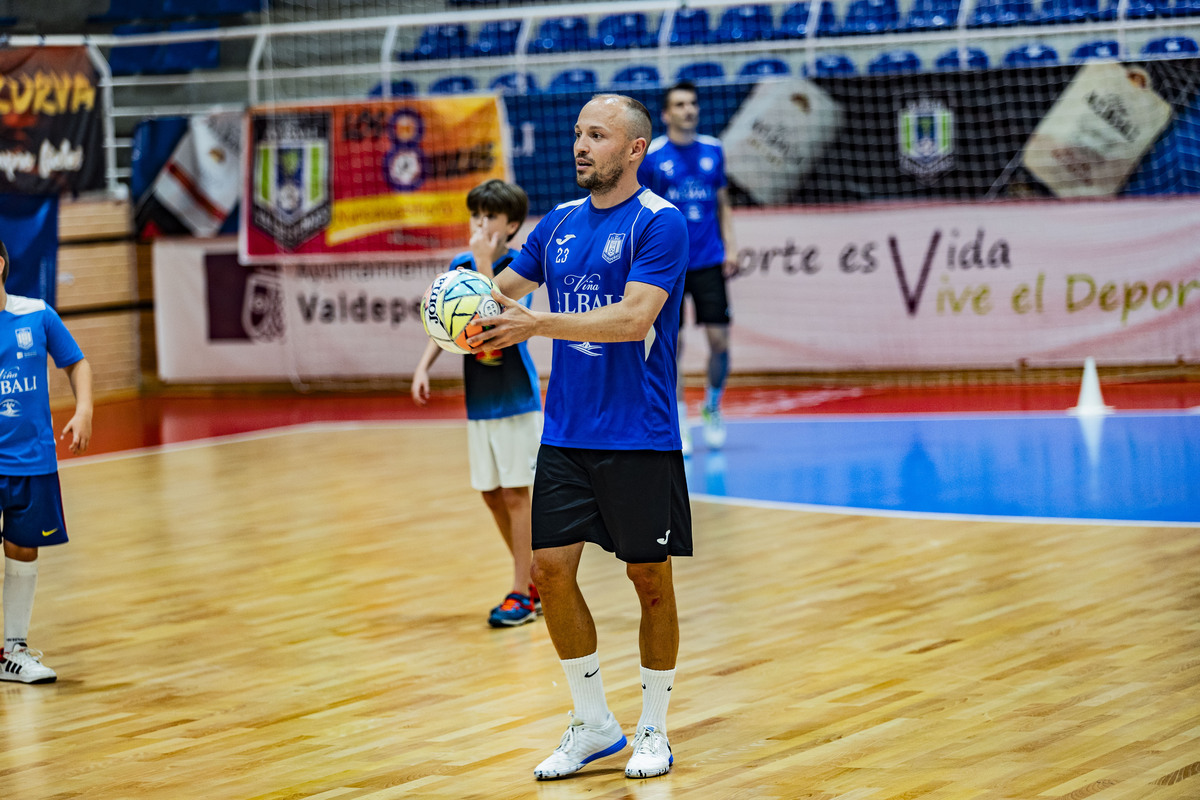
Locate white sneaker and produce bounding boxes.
[702,406,726,449]
[534,712,627,780]
[0,645,57,684]
[625,725,673,779]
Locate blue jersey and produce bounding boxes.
[638,135,727,271]
[0,295,84,475]
[508,189,688,450]
[450,249,541,421]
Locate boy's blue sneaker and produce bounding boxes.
[488,592,536,628]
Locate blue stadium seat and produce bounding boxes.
[970,0,1035,25]
[1164,0,1200,15]
[934,46,990,69]
[1002,42,1059,65]
[547,68,599,92]
[809,53,856,76]
[867,49,921,74]
[710,4,776,43]
[1071,39,1120,60]
[1142,35,1200,56]
[489,72,538,94]
[429,75,476,94]
[403,24,470,61]
[776,1,840,36]
[739,57,791,78]
[368,79,417,97]
[842,0,901,34]
[594,13,657,49]
[528,16,591,54]
[151,20,220,74]
[676,61,726,83]
[903,0,962,29]
[1034,0,1099,22]
[668,7,711,45]
[212,0,264,13]
[472,20,522,57]
[108,24,161,76]
[610,65,661,89]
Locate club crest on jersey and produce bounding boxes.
[15,328,31,349]
[601,233,625,264]
[0,399,19,417]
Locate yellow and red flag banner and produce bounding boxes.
[240,95,509,264]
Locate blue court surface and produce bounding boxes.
[685,412,1200,525]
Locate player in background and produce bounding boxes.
[411,180,543,628]
[638,81,738,455]
[0,239,93,684]
[469,94,691,782]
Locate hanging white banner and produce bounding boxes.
[690,197,1200,371]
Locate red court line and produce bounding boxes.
[51,382,1200,461]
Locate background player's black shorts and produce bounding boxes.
[682,263,731,326]
[532,445,692,564]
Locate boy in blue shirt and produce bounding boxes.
[470,95,691,782]
[412,180,543,628]
[0,240,93,684]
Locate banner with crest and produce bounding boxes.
[239,95,510,265]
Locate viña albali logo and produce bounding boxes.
[251,112,332,251]
[899,99,954,185]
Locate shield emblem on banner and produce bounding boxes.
[251,113,332,250]
[899,100,954,184]
[602,233,625,264]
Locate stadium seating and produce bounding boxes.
[528,16,592,54]
[610,65,662,89]
[429,75,476,94]
[152,20,220,73]
[739,57,791,78]
[710,4,776,43]
[1118,0,1159,17]
[594,13,657,49]
[842,0,902,34]
[402,24,469,61]
[547,68,599,92]
[108,24,161,76]
[1142,35,1200,55]
[668,7,711,45]
[676,61,727,83]
[867,49,922,73]
[489,72,538,94]
[903,0,962,30]
[1034,0,1100,22]
[970,0,1035,25]
[91,0,167,22]
[934,46,990,69]
[1166,0,1200,16]
[367,79,417,97]
[1070,39,1121,60]
[808,53,857,76]
[471,19,522,58]
[776,1,840,37]
[1002,42,1059,65]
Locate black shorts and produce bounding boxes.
[682,263,731,326]
[0,473,69,548]
[532,445,692,564]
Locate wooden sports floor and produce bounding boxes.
[2,387,1199,799]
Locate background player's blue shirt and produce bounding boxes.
[638,134,727,271]
[0,295,84,475]
[508,188,688,451]
[450,248,541,421]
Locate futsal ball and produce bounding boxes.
[421,269,502,355]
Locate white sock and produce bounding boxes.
[561,652,610,727]
[637,665,676,734]
[4,557,38,654]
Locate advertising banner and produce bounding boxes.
[708,197,1200,371]
[0,47,103,195]
[240,95,509,264]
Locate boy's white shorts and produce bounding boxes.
[467,410,542,492]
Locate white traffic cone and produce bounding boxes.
[1069,356,1113,416]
